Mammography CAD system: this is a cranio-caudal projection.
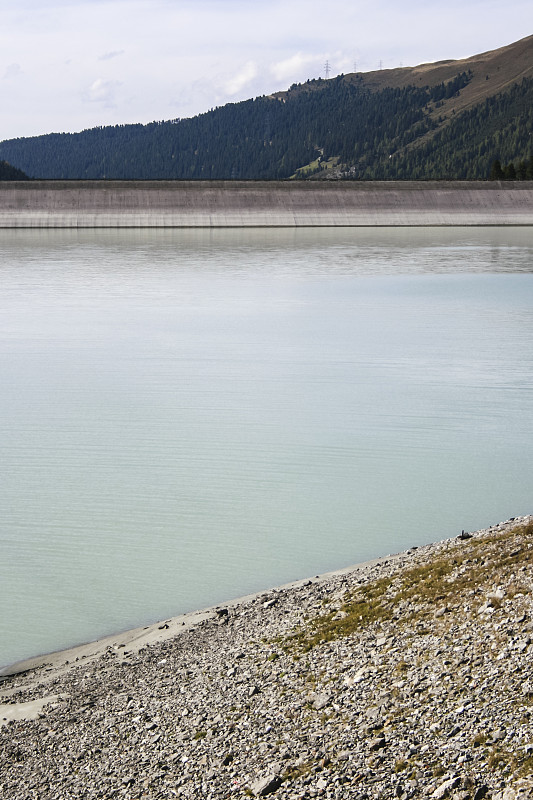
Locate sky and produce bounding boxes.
[1,0,532,141]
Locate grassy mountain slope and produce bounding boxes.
[351,34,533,104]
[1,35,532,181]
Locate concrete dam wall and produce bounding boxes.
[1,180,533,227]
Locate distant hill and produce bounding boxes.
[1,35,533,181]
[0,159,29,180]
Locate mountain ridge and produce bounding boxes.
[1,35,532,181]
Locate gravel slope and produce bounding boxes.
[1,515,532,800]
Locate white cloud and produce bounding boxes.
[270,53,319,84]
[98,50,125,61]
[223,61,258,95]
[82,77,122,106]
[2,63,22,80]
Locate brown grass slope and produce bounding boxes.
[354,34,533,111]
[274,34,533,114]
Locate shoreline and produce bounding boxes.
[1,514,532,799]
[1,514,529,689]
[1,180,533,227]
[0,552,404,684]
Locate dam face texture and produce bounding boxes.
[1,180,533,227]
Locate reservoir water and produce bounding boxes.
[1,226,532,669]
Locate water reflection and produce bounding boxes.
[1,226,533,277]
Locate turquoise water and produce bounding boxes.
[1,226,532,668]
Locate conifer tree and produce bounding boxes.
[489,160,504,180]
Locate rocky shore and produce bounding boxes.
[1,515,532,800]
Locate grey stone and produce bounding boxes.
[431,777,461,798]
[368,737,386,751]
[312,693,331,711]
[251,774,282,796]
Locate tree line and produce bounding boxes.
[0,160,29,180]
[489,157,533,180]
[0,71,531,181]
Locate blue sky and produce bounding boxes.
[1,0,532,139]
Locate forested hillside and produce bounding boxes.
[1,35,532,181]
[361,76,533,179]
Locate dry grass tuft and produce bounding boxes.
[283,521,533,652]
